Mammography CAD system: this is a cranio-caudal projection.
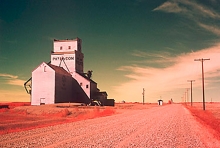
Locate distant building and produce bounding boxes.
[158,99,163,105]
[25,38,108,105]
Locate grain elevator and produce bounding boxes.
[24,38,111,105]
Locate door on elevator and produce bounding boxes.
[40,98,45,105]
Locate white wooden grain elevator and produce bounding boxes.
[24,38,109,105]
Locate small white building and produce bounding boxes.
[158,100,163,105]
[27,38,106,105]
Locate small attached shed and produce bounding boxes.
[72,72,98,101]
[104,99,115,106]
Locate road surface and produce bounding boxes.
[0,104,219,147]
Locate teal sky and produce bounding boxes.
[1,0,220,103]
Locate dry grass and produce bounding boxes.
[185,102,220,140]
[114,102,159,110]
[0,102,159,135]
[0,102,30,109]
[0,103,116,135]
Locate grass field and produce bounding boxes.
[0,102,160,135]
[185,102,220,140]
[0,102,117,135]
[1,102,220,138]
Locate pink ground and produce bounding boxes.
[0,102,117,135]
[185,102,220,140]
[1,104,219,147]
[1,102,220,140]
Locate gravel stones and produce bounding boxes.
[1,104,220,147]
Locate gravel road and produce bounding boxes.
[0,104,220,148]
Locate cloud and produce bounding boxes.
[131,50,174,59]
[198,23,220,36]
[153,1,186,13]
[153,0,220,36]
[130,50,176,68]
[0,73,18,79]
[0,89,29,102]
[0,73,25,86]
[7,79,25,86]
[181,0,220,19]
[113,43,220,103]
[154,0,220,19]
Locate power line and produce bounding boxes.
[194,58,210,110]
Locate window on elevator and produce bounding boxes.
[44,66,46,72]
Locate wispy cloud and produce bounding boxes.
[0,73,18,79]
[0,89,29,102]
[7,79,25,86]
[198,23,220,36]
[153,1,187,13]
[181,0,220,19]
[153,0,220,36]
[131,50,174,59]
[114,43,220,102]
[0,73,25,86]
[154,0,220,19]
[130,50,176,68]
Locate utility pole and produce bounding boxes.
[194,58,210,110]
[142,88,145,105]
[186,88,189,103]
[183,92,185,104]
[187,80,195,106]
